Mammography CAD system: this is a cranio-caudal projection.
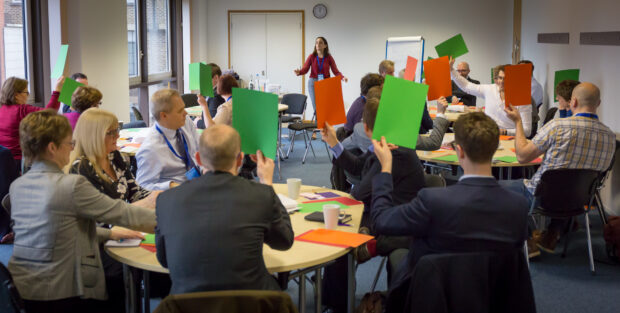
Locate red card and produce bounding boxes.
[404,56,418,81]
[303,196,363,206]
[504,63,532,107]
[423,56,452,100]
[314,76,346,129]
[140,244,156,252]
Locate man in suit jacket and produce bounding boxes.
[370,112,529,310]
[155,124,294,294]
[451,61,480,107]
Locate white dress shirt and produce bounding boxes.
[451,68,532,136]
[136,116,200,190]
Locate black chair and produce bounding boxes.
[531,169,601,274]
[131,106,144,121]
[122,120,147,129]
[280,93,307,123]
[286,111,329,164]
[397,250,536,313]
[591,140,620,260]
[0,262,26,313]
[543,107,558,125]
[181,93,199,108]
[153,290,297,313]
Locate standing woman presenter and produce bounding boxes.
[294,37,347,116]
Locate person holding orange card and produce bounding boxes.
[314,76,347,129]
[423,56,452,100]
[449,57,533,136]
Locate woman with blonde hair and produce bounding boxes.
[64,85,102,130]
[69,108,154,312]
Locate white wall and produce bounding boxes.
[201,0,513,114]
[63,0,130,121]
[521,0,620,214]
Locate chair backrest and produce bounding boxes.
[424,174,446,188]
[122,120,147,129]
[402,250,536,313]
[535,169,600,214]
[131,106,144,121]
[0,263,26,313]
[154,290,298,313]
[1,194,9,215]
[281,93,307,115]
[543,107,558,125]
[181,93,199,108]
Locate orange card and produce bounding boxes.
[295,229,374,248]
[504,63,532,107]
[404,56,418,81]
[314,76,346,129]
[422,56,452,100]
[499,135,515,140]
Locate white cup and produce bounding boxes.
[287,178,302,199]
[323,204,340,230]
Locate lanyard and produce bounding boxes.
[226,96,232,102]
[316,56,325,73]
[155,125,190,168]
[575,113,598,119]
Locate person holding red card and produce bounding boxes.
[294,37,348,114]
[449,58,533,137]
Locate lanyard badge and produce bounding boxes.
[317,56,325,81]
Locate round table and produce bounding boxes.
[105,184,364,313]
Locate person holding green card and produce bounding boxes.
[197,74,238,128]
[554,79,580,118]
[0,76,64,167]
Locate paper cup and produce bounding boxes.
[287,178,302,199]
[323,204,340,230]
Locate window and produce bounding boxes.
[127,0,180,124]
[1,0,28,83]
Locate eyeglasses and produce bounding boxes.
[62,140,76,149]
[456,69,469,73]
[449,141,458,150]
[19,90,30,96]
[106,128,120,137]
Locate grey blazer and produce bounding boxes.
[8,161,156,301]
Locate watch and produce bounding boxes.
[313,4,327,19]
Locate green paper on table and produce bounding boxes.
[51,44,69,79]
[435,34,469,58]
[432,154,459,162]
[553,69,580,101]
[494,156,518,163]
[142,234,155,245]
[189,62,214,97]
[372,75,428,150]
[232,88,278,160]
[298,201,349,213]
[123,128,143,133]
[58,78,84,106]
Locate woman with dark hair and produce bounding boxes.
[0,76,64,166]
[294,36,348,114]
[63,85,103,129]
[197,74,238,128]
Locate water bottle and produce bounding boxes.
[248,75,254,90]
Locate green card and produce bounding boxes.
[232,88,278,160]
[51,45,69,79]
[432,154,459,163]
[189,62,214,97]
[553,69,580,101]
[142,233,155,245]
[58,78,84,106]
[372,75,428,150]
[435,34,469,58]
[494,156,518,163]
[298,201,349,213]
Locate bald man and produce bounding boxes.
[451,61,480,107]
[501,82,615,256]
[155,125,294,294]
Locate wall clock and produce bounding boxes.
[313,4,327,19]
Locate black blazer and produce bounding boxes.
[155,171,294,294]
[334,147,425,229]
[451,76,480,107]
[371,174,529,293]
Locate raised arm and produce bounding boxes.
[296,55,313,76]
[45,76,65,110]
[328,55,347,82]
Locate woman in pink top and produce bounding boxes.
[64,85,102,130]
[295,37,348,114]
[0,76,64,163]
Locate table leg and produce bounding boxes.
[123,264,139,313]
[508,167,512,180]
[314,268,322,313]
[299,273,306,313]
[143,270,150,313]
[347,253,355,313]
[499,167,504,180]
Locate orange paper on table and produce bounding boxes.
[500,135,515,140]
[504,63,532,107]
[423,56,452,100]
[314,76,346,129]
[404,56,418,81]
[295,229,374,248]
